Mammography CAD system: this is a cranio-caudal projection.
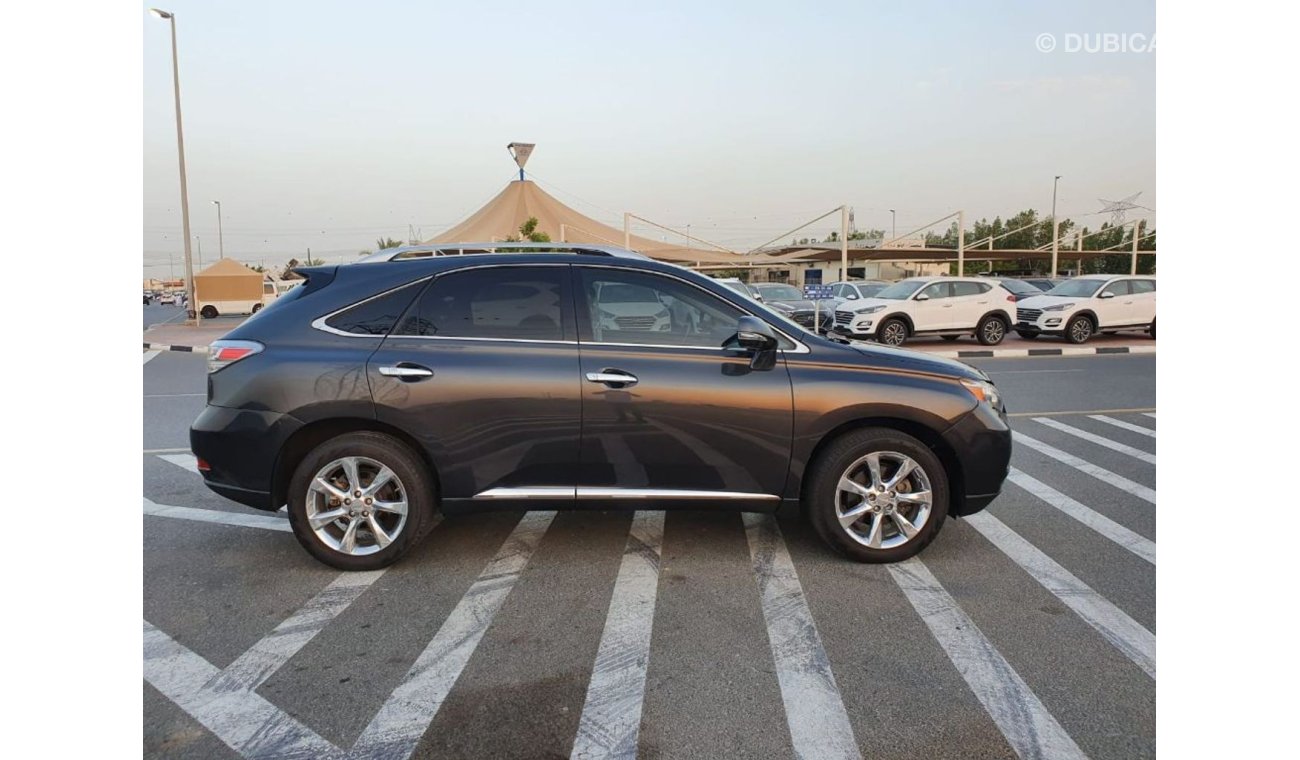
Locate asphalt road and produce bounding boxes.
[144,302,187,330]
[143,350,1156,759]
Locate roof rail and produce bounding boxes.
[354,242,650,264]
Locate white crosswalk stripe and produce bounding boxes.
[1142,412,1155,418]
[144,497,290,532]
[1007,468,1155,564]
[1013,431,1156,504]
[744,513,861,760]
[966,512,1156,679]
[1031,417,1156,465]
[889,559,1090,760]
[571,511,665,759]
[1088,414,1156,438]
[158,453,200,474]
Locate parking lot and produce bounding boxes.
[144,348,1155,760]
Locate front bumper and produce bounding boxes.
[940,402,1012,516]
[190,405,303,511]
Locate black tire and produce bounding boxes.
[876,318,908,347]
[1149,318,1156,339]
[251,303,263,313]
[976,315,1008,346]
[941,335,960,342]
[287,431,436,571]
[1016,330,1039,340]
[200,305,219,319]
[1065,314,1094,344]
[806,428,949,563]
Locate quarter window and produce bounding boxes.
[578,268,748,348]
[325,280,426,336]
[395,267,568,341]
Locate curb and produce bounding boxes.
[144,342,210,355]
[938,345,1156,359]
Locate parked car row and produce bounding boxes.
[714,274,1155,346]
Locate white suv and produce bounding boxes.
[831,276,1016,346]
[1014,275,1156,343]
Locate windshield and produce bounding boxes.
[720,281,750,295]
[1046,279,1107,298]
[999,279,1041,295]
[856,282,888,297]
[754,283,802,301]
[873,279,926,300]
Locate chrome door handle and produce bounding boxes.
[586,370,638,388]
[942,304,954,308]
[379,364,434,379]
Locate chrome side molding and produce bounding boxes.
[472,487,779,501]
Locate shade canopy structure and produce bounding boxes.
[428,180,743,264]
[193,257,264,301]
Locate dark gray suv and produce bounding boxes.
[192,244,1011,570]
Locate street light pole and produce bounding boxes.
[890,209,896,240]
[195,235,203,269]
[212,200,224,259]
[1050,175,1061,277]
[151,8,198,325]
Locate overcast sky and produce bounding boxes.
[143,0,1155,276]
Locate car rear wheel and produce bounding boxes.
[251,303,263,313]
[976,315,1008,346]
[1149,318,1156,339]
[200,305,218,319]
[807,428,949,563]
[877,319,908,347]
[287,432,436,570]
[1065,315,1094,344]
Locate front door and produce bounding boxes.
[367,264,581,508]
[1095,279,1133,327]
[912,281,954,331]
[573,266,794,502]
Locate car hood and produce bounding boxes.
[767,298,817,312]
[842,297,896,313]
[599,302,667,316]
[1015,294,1078,309]
[841,339,988,382]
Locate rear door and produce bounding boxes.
[573,265,794,502]
[1128,279,1157,325]
[366,264,581,508]
[949,281,995,329]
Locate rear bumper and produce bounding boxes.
[190,405,302,511]
[941,402,1012,517]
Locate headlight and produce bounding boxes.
[1042,302,1074,312]
[598,308,617,320]
[858,305,885,314]
[959,378,1001,408]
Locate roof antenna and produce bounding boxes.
[507,142,535,182]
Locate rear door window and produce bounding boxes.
[1130,279,1156,294]
[395,266,570,341]
[951,282,988,297]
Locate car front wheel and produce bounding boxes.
[976,315,1007,346]
[200,305,218,319]
[807,428,949,563]
[287,431,436,570]
[1065,314,1094,344]
[876,319,908,346]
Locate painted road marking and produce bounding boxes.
[743,513,861,760]
[571,511,666,760]
[1143,413,1156,419]
[349,511,557,760]
[144,447,192,454]
[158,453,200,474]
[889,559,1089,760]
[1012,432,1156,505]
[966,512,1155,679]
[1006,407,1155,418]
[143,620,334,760]
[1088,414,1156,438]
[144,498,290,533]
[1032,417,1156,465]
[143,350,161,365]
[1007,468,1155,565]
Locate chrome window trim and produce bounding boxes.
[473,486,779,501]
[310,276,433,338]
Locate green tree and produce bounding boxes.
[376,237,405,250]
[506,217,551,243]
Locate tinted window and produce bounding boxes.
[1130,279,1156,294]
[325,280,426,336]
[952,282,988,297]
[1100,280,1132,297]
[754,283,801,301]
[919,282,951,299]
[396,267,567,340]
[999,279,1042,295]
[580,268,745,348]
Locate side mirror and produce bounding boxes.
[1098,291,1115,299]
[733,316,778,352]
[914,293,930,301]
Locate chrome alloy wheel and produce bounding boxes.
[306,456,408,556]
[1070,317,1092,343]
[982,319,1005,343]
[834,451,933,549]
[880,321,907,346]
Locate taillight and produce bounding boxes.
[207,339,264,373]
[1007,295,1016,302]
